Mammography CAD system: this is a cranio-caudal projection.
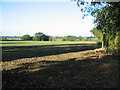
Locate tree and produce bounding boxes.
[115,32,120,47]
[33,32,49,41]
[62,36,78,41]
[49,36,53,41]
[92,3,120,50]
[33,32,43,41]
[62,36,67,41]
[2,37,7,41]
[74,0,120,53]
[21,34,32,41]
[41,34,49,41]
[91,28,103,41]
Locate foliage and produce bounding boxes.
[20,34,32,41]
[91,28,103,42]
[33,32,43,41]
[74,0,120,53]
[41,34,49,41]
[48,36,53,41]
[62,36,97,41]
[109,32,120,55]
[93,3,120,50]
[62,36,77,41]
[1,36,21,41]
[115,32,120,47]
[33,32,49,41]
[1,37,8,41]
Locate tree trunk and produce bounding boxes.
[102,33,106,48]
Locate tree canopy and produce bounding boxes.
[33,32,49,41]
[73,0,120,53]
[21,34,32,41]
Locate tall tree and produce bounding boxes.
[33,32,49,41]
[33,32,43,41]
[74,0,120,52]
[21,34,32,41]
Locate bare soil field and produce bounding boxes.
[1,41,119,88]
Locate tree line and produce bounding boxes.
[21,32,97,41]
[1,32,98,41]
[21,33,98,41]
[74,0,120,54]
[20,32,49,41]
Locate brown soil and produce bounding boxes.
[2,49,119,88]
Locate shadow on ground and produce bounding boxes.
[2,55,119,88]
[2,43,100,62]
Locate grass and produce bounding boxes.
[1,41,97,62]
[1,41,96,46]
[1,41,119,88]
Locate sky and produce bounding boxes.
[1,0,95,37]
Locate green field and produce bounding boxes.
[1,41,97,62]
[1,41,96,46]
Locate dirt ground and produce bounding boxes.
[2,49,119,88]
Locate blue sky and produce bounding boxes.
[1,1,95,37]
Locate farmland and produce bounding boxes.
[2,41,97,62]
[1,41,118,88]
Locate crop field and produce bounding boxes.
[1,41,118,88]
